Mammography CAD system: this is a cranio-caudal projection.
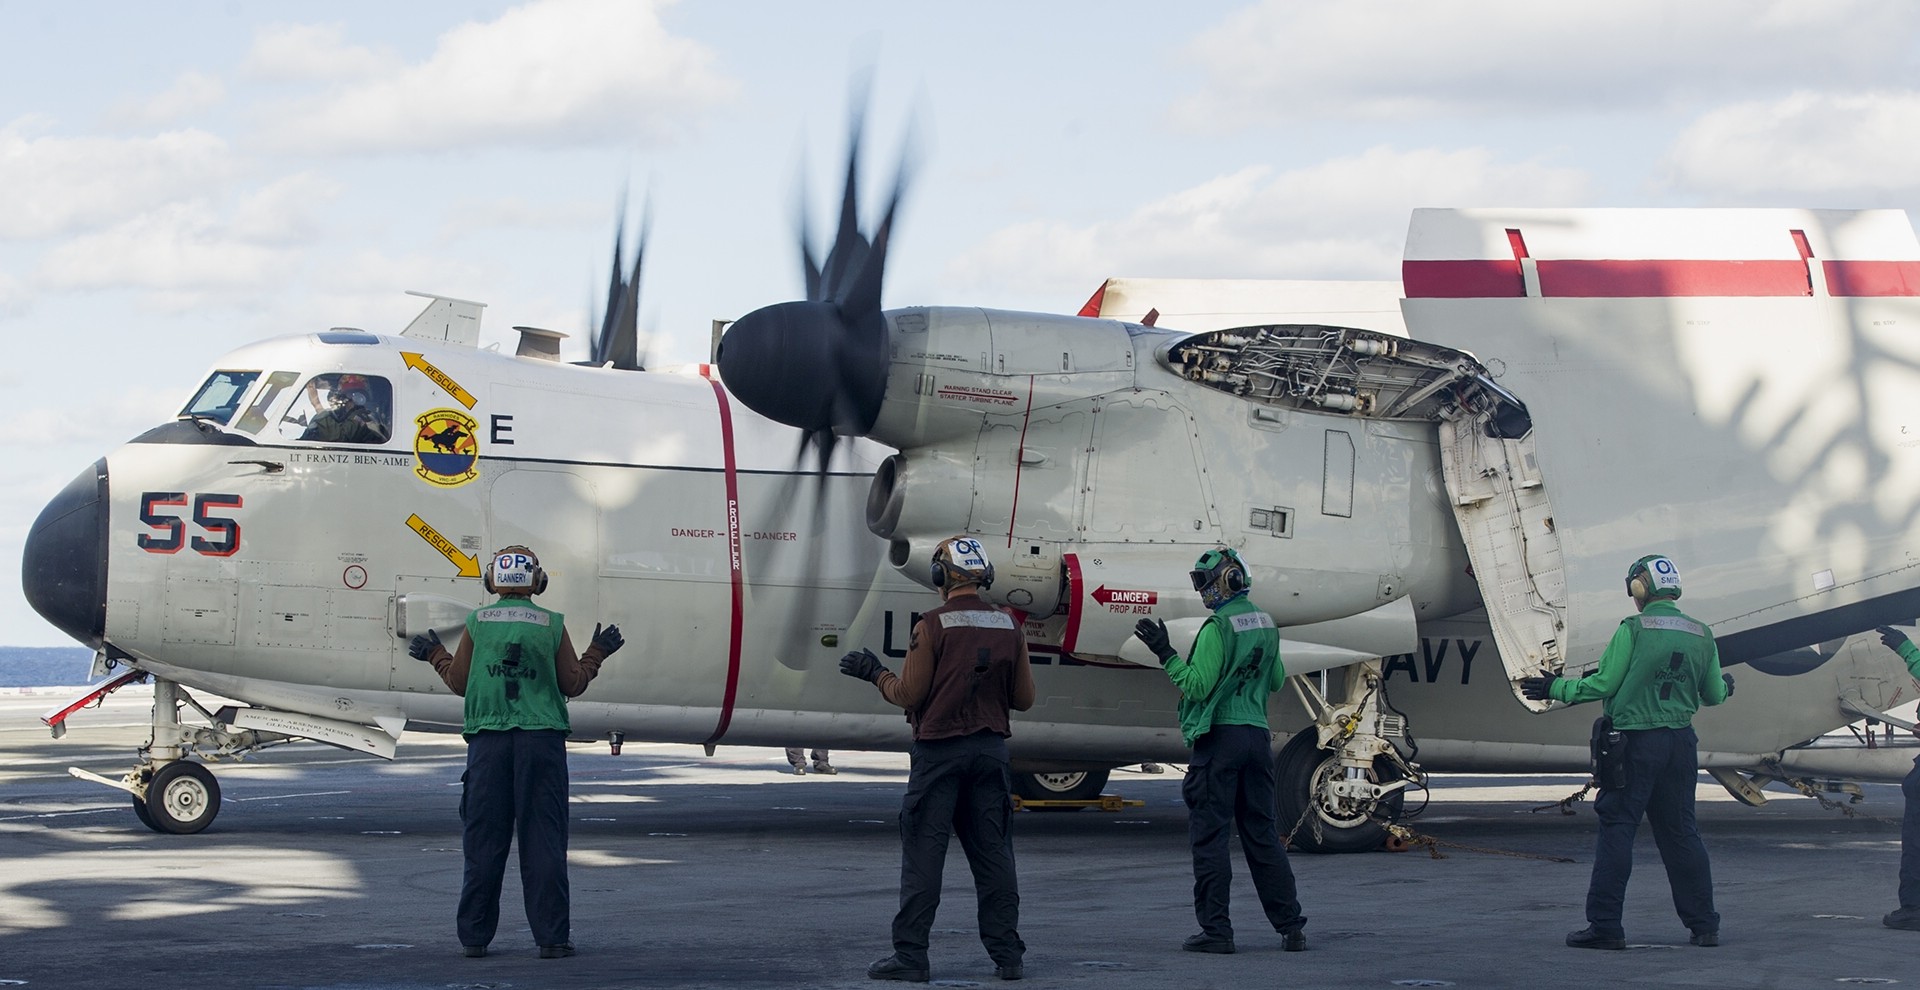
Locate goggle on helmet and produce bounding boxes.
[1190,547,1250,609]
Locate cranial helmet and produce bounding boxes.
[486,544,548,595]
[930,536,994,591]
[337,374,371,406]
[1190,547,1250,610]
[1625,554,1681,603]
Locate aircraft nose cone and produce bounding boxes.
[22,459,108,648]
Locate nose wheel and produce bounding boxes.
[138,760,222,834]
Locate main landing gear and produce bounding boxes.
[1279,659,1423,853]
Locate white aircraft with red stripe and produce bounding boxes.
[20,133,1920,843]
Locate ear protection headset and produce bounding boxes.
[1191,547,1250,609]
[930,536,995,590]
[485,544,548,595]
[1625,554,1680,603]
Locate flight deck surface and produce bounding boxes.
[1,690,1912,989]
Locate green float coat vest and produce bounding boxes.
[1549,598,1725,729]
[1173,595,1284,746]
[461,597,570,735]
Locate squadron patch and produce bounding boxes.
[412,408,480,488]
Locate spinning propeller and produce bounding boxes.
[716,87,909,473]
[721,85,914,669]
[589,192,652,371]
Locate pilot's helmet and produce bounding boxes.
[930,536,994,591]
[1190,547,1250,610]
[336,374,372,409]
[1626,554,1681,602]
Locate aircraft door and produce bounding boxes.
[1436,416,1568,712]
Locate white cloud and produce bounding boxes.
[1662,90,1920,202]
[5,388,182,449]
[227,172,347,244]
[241,22,402,82]
[107,71,227,128]
[250,0,738,154]
[30,174,343,305]
[944,146,1591,296]
[1176,0,1920,128]
[435,195,609,242]
[36,201,296,295]
[0,272,25,317]
[0,118,237,239]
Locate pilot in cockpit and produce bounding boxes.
[301,373,389,444]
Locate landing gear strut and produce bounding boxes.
[1280,659,1422,853]
[54,675,277,835]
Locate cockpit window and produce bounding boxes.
[234,371,302,435]
[279,373,394,445]
[180,371,261,426]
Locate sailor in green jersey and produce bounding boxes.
[1873,624,1920,932]
[409,545,624,960]
[1522,554,1733,950]
[1134,547,1307,956]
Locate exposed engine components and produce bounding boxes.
[1161,324,1528,436]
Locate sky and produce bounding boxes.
[5,0,1920,646]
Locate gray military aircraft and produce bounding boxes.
[21,116,1920,846]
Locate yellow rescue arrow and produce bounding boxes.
[406,514,481,577]
[401,352,476,410]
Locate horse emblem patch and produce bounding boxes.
[413,408,480,488]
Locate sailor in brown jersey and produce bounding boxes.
[840,536,1036,983]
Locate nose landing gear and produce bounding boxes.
[52,674,263,835]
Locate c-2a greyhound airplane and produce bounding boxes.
[20,165,1920,843]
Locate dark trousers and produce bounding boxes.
[892,732,1024,969]
[1182,724,1306,938]
[1586,726,1719,936]
[1901,757,1920,909]
[458,728,571,948]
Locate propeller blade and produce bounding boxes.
[716,82,910,455]
[589,191,650,371]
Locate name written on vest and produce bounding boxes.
[939,610,1016,630]
[1638,615,1706,636]
[1228,612,1276,632]
[476,607,551,626]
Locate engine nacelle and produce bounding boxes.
[866,307,1137,451]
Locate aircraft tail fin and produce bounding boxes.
[401,291,486,347]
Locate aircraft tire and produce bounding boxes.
[144,760,221,834]
[131,792,159,832]
[1273,732,1403,854]
[1011,769,1111,810]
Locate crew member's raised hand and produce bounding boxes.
[839,648,887,683]
[592,623,625,656]
[1519,672,1558,701]
[1133,618,1176,665]
[408,629,443,663]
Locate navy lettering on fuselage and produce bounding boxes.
[1381,638,1482,685]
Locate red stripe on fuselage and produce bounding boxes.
[1403,258,1920,298]
[1061,553,1085,654]
[701,372,745,745]
[1004,375,1036,548]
